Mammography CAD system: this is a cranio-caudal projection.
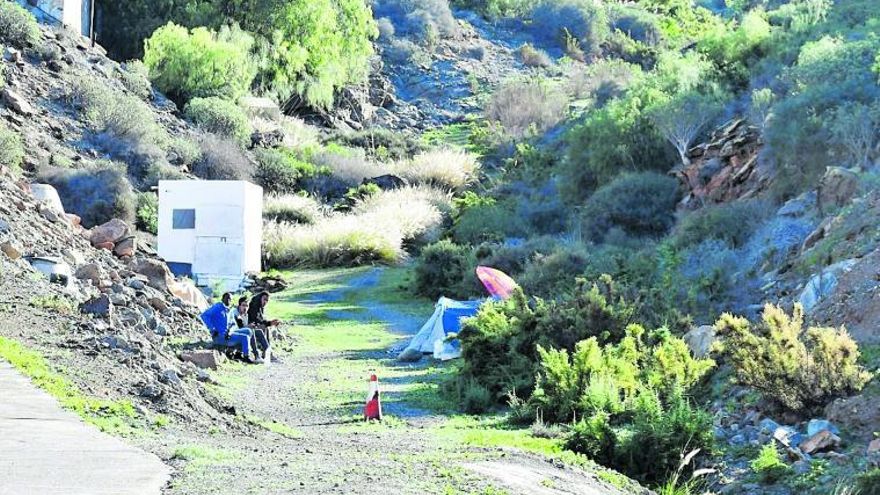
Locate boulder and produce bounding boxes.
[169,279,209,311]
[90,218,130,247]
[239,96,281,121]
[29,184,65,213]
[868,438,880,466]
[179,350,225,370]
[129,258,174,292]
[250,128,285,148]
[797,259,857,312]
[113,236,136,257]
[80,295,112,317]
[826,393,880,442]
[807,419,839,437]
[363,174,407,191]
[27,257,72,287]
[2,88,34,116]
[74,262,105,287]
[800,429,841,455]
[1,241,21,260]
[819,167,859,209]
[682,325,716,358]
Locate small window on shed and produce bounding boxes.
[172,209,196,229]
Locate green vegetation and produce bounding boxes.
[857,468,880,495]
[716,303,873,415]
[184,97,253,147]
[0,337,139,435]
[144,24,257,106]
[29,295,77,315]
[255,148,325,194]
[0,1,40,47]
[750,443,790,483]
[136,192,159,234]
[0,122,24,174]
[414,240,478,299]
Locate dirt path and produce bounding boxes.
[211,268,644,495]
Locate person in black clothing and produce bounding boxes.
[248,291,280,349]
[231,296,270,361]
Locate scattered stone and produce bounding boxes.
[250,128,285,148]
[800,429,841,455]
[868,438,880,456]
[129,258,174,292]
[101,335,130,352]
[1,241,21,260]
[363,174,407,191]
[196,369,212,383]
[682,325,716,358]
[74,263,105,287]
[159,369,182,386]
[80,295,112,317]
[0,218,9,234]
[759,418,781,434]
[90,218,130,247]
[807,419,839,437]
[819,167,859,209]
[128,278,146,291]
[139,383,163,400]
[149,297,168,312]
[2,88,35,116]
[773,426,803,449]
[113,236,136,257]
[179,350,225,370]
[792,460,811,475]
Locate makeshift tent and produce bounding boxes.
[398,266,520,362]
[397,298,482,362]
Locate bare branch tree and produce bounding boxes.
[650,91,723,168]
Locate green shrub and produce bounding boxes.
[460,379,494,414]
[0,1,40,47]
[518,43,552,68]
[529,0,609,56]
[192,135,253,181]
[565,412,616,461]
[414,240,478,299]
[455,277,639,407]
[857,468,880,495]
[185,97,252,147]
[119,60,152,100]
[136,192,158,234]
[473,236,561,275]
[519,248,589,298]
[673,200,771,249]
[0,122,24,174]
[254,148,322,194]
[715,303,873,415]
[581,173,680,242]
[750,443,790,483]
[452,202,526,244]
[144,23,257,106]
[485,78,568,140]
[697,10,771,88]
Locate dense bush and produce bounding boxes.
[331,128,426,161]
[538,326,714,483]
[413,240,478,299]
[608,4,662,46]
[374,0,458,42]
[529,0,609,57]
[119,61,152,100]
[454,278,638,406]
[518,44,552,68]
[144,24,257,106]
[39,164,136,228]
[452,202,526,244]
[313,145,383,186]
[581,173,680,242]
[485,79,568,140]
[673,200,771,249]
[0,1,40,48]
[473,236,561,276]
[0,122,24,174]
[263,194,324,224]
[185,97,252,147]
[519,247,589,298]
[192,135,253,181]
[254,148,323,194]
[697,9,771,88]
[715,303,873,415]
[135,192,158,234]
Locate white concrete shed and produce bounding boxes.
[157,180,263,291]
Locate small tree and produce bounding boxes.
[827,101,880,168]
[649,90,724,168]
[748,88,774,132]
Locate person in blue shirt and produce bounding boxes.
[201,292,256,363]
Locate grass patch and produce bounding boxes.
[244,416,304,439]
[0,336,139,436]
[172,444,240,467]
[29,294,76,315]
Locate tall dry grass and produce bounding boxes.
[263,194,324,224]
[263,186,451,268]
[392,148,480,191]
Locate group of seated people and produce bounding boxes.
[200,291,281,364]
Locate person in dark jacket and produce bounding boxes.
[248,291,280,349]
[232,296,270,360]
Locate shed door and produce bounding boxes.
[193,205,244,276]
[193,237,243,277]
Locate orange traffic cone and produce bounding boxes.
[364,374,382,421]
